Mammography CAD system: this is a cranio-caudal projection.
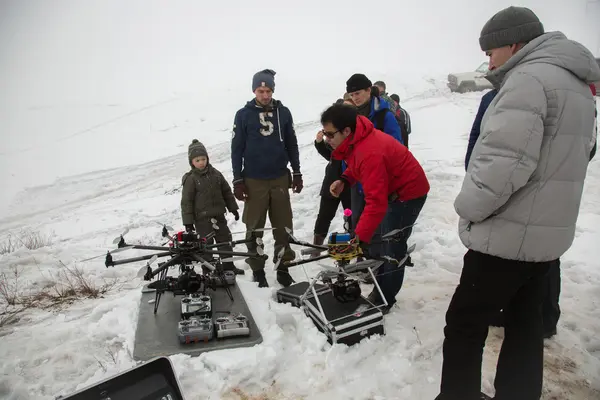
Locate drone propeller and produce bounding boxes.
[210,218,220,231]
[380,224,416,241]
[380,243,416,265]
[112,227,130,244]
[137,254,159,278]
[81,245,135,262]
[193,258,216,271]
[284,227,299,243]
[272,247,286,271]
[153,221,174,231]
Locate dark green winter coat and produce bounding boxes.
[181,164,239,225]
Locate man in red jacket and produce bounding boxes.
[324,103,429,313]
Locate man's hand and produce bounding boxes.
[233,179,248,201]
[316,130,324,143]
[292,173,303,193]
[231,210,240,221]
[330,180,345,197]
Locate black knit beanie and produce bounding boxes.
[346,74,372,93]
[479,6,544,51]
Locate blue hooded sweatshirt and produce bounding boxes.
[231,99,300,181]
[465,89,497,170]
[343,96,403,193]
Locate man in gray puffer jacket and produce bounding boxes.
[436,6,600,400]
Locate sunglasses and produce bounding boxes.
[322,129,340,139]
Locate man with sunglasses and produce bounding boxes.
[324,104,429,314]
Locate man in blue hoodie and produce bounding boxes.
[231,69,302,288]
[345,73,403,242]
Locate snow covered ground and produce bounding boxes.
[1,1,600,399]
[1,83,599,399]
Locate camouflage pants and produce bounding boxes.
[194,216,235,270]
[242,174,295,271]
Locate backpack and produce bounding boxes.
[396,107,411,135]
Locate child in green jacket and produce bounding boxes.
[181,139,243,274]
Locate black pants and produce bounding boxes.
[438,250,553,400]
[542,259,561,334]
[313,191,351,236]
[490,259,561,335]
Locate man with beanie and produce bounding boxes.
[231,69,302,288]
[344,73,403,239]
[436,6,600,400]
[181,139,243,275]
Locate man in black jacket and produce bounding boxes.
[310,129,352,251]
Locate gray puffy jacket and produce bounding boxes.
[455,31,600,262]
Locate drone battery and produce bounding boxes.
[180,293,212,319]
[177,316,214,344]
[276,281,331,308]
[214,315,250,338]
[328,232,351,244]
[303,292,385,346]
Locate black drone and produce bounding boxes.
[87,219,266,314]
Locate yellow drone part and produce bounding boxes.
[327,242,363,261]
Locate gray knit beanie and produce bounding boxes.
[252,69,276,92]
[188,139,208,166]
[479,6,544,51]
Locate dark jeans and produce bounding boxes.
[350,185,366,235]
[438,250,553,400]
[368,195,426,306]
[314,191,352,236]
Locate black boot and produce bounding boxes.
[276,269,295,287]
[253,269,268,288]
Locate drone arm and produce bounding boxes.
[283,253,330,268]
[146,254,184,279]
[204,237,255,249]
[106,251,171,267]
[130,245,172,251]
[203,249,260,258]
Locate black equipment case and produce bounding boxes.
[276,281,331,307]
[303,291,385,346]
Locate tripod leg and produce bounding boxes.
[152,255,183,314]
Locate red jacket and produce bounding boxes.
[332,116,430,242]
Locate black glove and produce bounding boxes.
[292,173,303,193]
[231,210,240,221]
[184,224,194,232]
[233,179,248,201]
